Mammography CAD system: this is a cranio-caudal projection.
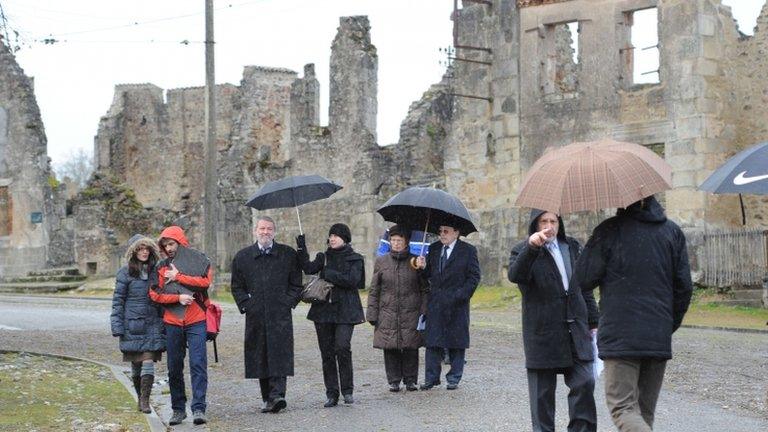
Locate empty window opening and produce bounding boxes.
[625,7,660,86]
[543,21,581,95]
[0,186,10,236]
[721,0,761,36]
[86,262,98,275]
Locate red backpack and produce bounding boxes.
[195,296,223,362]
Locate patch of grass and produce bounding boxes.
[0,352,147,431]
[679,287,768,330]
[470,285,521,310]
[683,302,768,330]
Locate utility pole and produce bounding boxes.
[204,0,217,269]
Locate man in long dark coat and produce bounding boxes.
[415,223,481,390]
[508,209,599,432]
[575,196,692,432]
[231,216,303,413]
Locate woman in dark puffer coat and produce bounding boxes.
[296,223,365,408]
[110,234,166,413]
[367,225,428,392]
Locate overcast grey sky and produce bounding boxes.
[1,0,765,171]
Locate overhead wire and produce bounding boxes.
[1,0,270,48]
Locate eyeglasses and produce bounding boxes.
[438,229,454,234]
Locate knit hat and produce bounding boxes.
[388,224,410,242]
[328,223,352,244]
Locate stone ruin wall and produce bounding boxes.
[440,0,768,283]
[73,1,768,284]
[0,39,69,277]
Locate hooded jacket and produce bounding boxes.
[508,209,598,369]
[110,235,166,353]
[148,226,213,327]
[574,196,693,360]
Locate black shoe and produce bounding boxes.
[446,383,458,390]
[389,383,401,392]
[260,401,270,413]
[323,398,338,408]
[405,383,418,392]
[419,383,435,390]
[192,410,207,425]
[168,410,187,425]
[343,394,354,404]
[270,398,287,413]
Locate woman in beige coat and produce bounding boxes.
[366,225,428,392]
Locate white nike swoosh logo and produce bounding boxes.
[733,171,768,185]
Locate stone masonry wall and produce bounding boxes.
[82,3,768,285]
[0,38,58,277]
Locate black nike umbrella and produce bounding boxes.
[377,186,477,258]
[699,142,768,225]
[245,175,343,234]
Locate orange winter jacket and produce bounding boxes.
[148,226,213,327]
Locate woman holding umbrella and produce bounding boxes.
[296,223,365,407]
[367,224,428,392]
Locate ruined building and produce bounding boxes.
[2,1,767,287]
[0,39,69,277]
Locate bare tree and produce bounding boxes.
[54,148,94,190]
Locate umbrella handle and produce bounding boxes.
[410,211,430,271]
[419,210,430,256]
[296,206,303,235]
[739,193,746,226]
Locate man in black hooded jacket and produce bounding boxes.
[509,209,599,432]
[574,195,692,432]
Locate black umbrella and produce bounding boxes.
[699,142,768,225]
[245,174,343,234]
[377,187,478,257]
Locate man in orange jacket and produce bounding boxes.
[149,226,213,426]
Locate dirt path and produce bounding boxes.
[1,294,765,431]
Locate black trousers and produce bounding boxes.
[314,323,354,399]
[259,376,286,402]
[527,356,597,432]
[383,348,419,385]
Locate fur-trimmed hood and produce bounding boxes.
[124,234,161,263]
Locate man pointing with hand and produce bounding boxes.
[508,210,599,432]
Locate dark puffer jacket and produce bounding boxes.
[575,196,693,360]
[301,244,366,325]
[110,265,166,353]
[367,250,428,350]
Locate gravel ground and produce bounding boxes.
[1,294,766,431]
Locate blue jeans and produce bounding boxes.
[166,321,208,413]
[425,347,465,385]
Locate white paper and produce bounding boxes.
[591,333,604,380]
[417,314,426,331]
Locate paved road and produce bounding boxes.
[1,294,766,431]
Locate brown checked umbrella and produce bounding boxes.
[515,139,672,214]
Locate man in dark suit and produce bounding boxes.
[230,216,304,414]
[415,223,481,390]
[508,210,598,432]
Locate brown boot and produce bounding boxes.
[139,375,154,414]
[132,375,141,411]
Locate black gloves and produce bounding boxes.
[296,234,306,251]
